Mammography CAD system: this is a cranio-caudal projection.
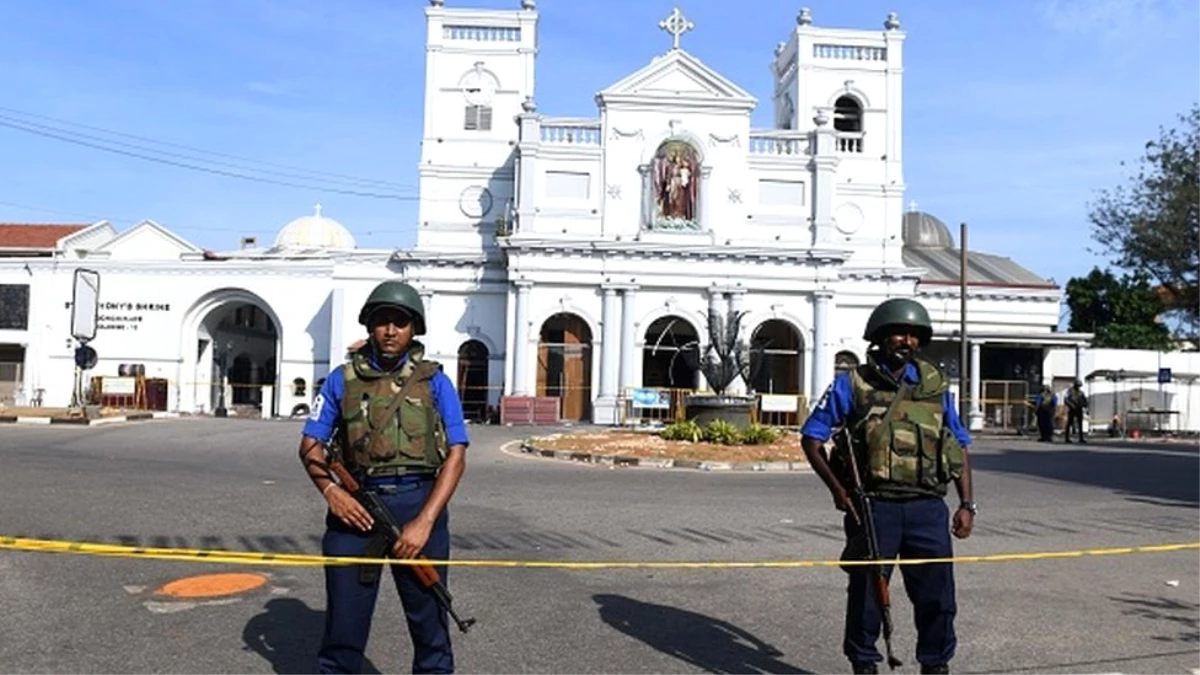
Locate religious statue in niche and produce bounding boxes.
[652,140,700,230]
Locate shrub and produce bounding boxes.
[740,423,781,445]
[660,419,703,443]
[702,419,742,445]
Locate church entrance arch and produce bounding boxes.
[457,339,489,422]
[642,315,700,389]
[179,289,281,416]
[537,313,592,421]
[748,320,804,394]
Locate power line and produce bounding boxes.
[0,113,418,194]
[0,105,418,192]
[0,118,419,200]
[0,197,423,238]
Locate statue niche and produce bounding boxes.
[651,140,701,231]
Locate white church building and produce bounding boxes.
[2,2,1113,430]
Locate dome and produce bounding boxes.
[274,204,356,249]
[902,210,955,249]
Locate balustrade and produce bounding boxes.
[748,131,810,156]
[443,25,521,41]
[539,121,602,145]
[813,44,887,61]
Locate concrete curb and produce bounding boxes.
[0,411,179,426]
[518,441,813,473]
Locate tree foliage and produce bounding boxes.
[1089,105,1199,338]
[1066,267,1173,350]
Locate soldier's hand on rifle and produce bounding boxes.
[325,486,374,532]
[952,507,974,540]
[393,517,434,559]
[832,484,860,526]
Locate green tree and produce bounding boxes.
[1066,267,1173,350]
[1088,105,1199,339]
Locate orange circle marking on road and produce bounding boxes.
[156,572,267,599]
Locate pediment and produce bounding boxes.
[597,50,756,109]
[94,220,202,260]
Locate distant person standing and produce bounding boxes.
[1034,385,1057,442]
[1064,381,1088,443]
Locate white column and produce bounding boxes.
[419,290,434,343]
[811,110,840,246]
[619,288,638,392]
[516,105,541,234]
[599,287,620,398]
[811,291,834,399]
[512,282,532,395]
[328,287,346,370]
[968,341,984,431]
[594,286,621,425]
[1074,344,1083,381]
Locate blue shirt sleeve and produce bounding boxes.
[430,370,470,449]
[800,372,855,442]
[942,391,972,448]
[302,366,344,443]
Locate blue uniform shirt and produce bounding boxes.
[302,354,470,449]
[1035,392,1058,408]
[800,361,972,447]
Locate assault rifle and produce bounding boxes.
[835,427,902,671]
[326,459,476,634]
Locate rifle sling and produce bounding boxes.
[364,364,429,459]
[841,374,913,486]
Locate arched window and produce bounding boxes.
[834,95,864,153]
[833,96,863,132]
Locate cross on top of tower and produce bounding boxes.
[658,7,694,50]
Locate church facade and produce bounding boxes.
[0,2,1089,430]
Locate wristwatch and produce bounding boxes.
[959,501,978,515]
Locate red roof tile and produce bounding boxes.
[0,223,90,249]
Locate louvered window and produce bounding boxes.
[464,105,492,131]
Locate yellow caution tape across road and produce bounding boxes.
[0,536,1196,569]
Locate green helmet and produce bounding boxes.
[863,298,933,346]
[359,280,426,335]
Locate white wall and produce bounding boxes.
[1045,347,1200,432]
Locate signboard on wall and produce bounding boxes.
[759,394,799,413]
[631,388,671,409]
[70,269,100,342]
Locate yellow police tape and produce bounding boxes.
[0,536,1196,569]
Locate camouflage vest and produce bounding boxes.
[1066,388,1085,409]
[846,358,965,498]
[337,342,448,475]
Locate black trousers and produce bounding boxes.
[1065,409,1085,442]
[1036,409,1055,441]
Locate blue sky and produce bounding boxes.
[1,0,1197,303]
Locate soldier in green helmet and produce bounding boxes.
[800,297,976,675]
[298,279,469,674]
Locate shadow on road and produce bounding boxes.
[959,647,1200,674]
[242,597,381,674]
[970,444,1199,505]
[593,593,812,674]
[1111,592,1200,644]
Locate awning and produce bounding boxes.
[1085,369,1200,384]
[933,331,1094,347]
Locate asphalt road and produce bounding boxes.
[0,419,1197,674]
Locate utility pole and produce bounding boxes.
[959,222,969,421]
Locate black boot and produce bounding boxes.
[921,664,950,674]
[851,662,878,674]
